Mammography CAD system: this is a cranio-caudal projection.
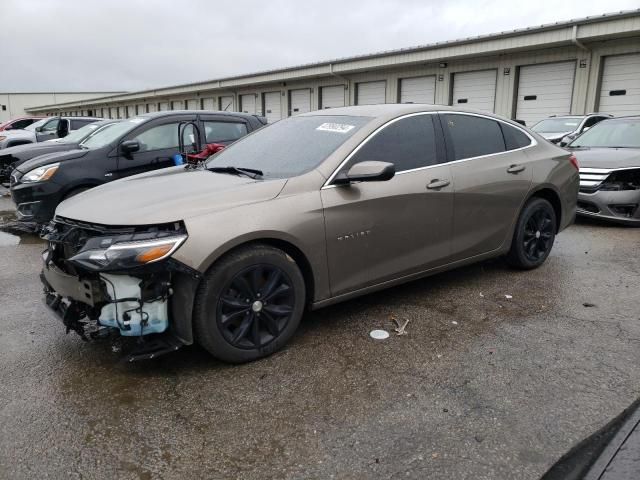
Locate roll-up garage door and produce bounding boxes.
[202,98,215,110]
[320,85,345,109]
[219,95,234,111]
[147,103,157,113]
[240,94,257,114]
[136,104,146,115]
[159,102,169,111]
[186,99,198,110]
[399,76,436,104]
[171,100,183,110]
[516,61,575,127]
[289,89,311,115]
[263,92,282,123]
[356,81,386,105]
[598,53,640,116]
[452,70,496,113]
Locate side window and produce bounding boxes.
[443,114,505,160]
[132,123,183,152]
[204,121,248,143]
[42,119,59,131]
[11,119,34,129]
[346,114,439,173]
[500,123,532,150]
[70,119,92,130]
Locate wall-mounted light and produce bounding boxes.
[504,68,511,75]
[579,59,588,68]
[439,62,448,68]
[438,74,444,81]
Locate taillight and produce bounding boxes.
[569,153,579,170]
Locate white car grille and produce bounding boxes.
[579,168,612,189]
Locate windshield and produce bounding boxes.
[206,115,371,179]
[24,118,49,132]
[532,117,581,133]
[81,118,142,149]
[570,119,640,148]
[62,122,113,144]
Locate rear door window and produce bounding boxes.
[10,119,35,129]
[442,114,506,160]
[345,114,439,173]
[133,123,183,152]
[203,121,248,143]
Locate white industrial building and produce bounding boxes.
[0,92,123,123]
[25,9,640,127]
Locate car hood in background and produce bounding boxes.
[0,142,78,163]
[56,167,288,225]
[14,149,89,174]
[539,131,572,141]
[0,130,36,140]
[571,147,640,169]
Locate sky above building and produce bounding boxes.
[1,0,638,92]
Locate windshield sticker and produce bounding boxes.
[316,123,355,133]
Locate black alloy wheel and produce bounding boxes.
[217,264,295,350]
[507,197,557,269]
[194,244,306,363]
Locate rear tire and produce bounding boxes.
[193,244,306,363]
[506,197,556,269]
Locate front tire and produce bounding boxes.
[506,197,556,269]
[193,244,306,363]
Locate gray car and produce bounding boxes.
[571,116,640,225]
[40,104,578,363]
[531,114,612,144]
[0,116,100,149]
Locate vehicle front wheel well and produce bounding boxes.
[218,239,315,307]
[530,188,561,232]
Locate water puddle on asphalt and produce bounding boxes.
[0,231,20,246]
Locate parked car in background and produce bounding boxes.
[10,111,265,223]
[0,116,44,131]
[570,116,640,225]
[39,105,578,363]
[531,113,612,145]
[0,116,101,149]
[0,120,119,184]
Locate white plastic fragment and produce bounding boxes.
[451,321,458,325]
[392,317,410,336]
[505,295,513,299]
[370,329,390,340]
[479,292,484,298]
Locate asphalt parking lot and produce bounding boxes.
[0,186,639,480]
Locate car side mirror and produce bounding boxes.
[333,161,395,185]
[35,126,43,132]
[120,140,140,155]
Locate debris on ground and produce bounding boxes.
[392,317,409,336]
[505,294,513,299]
[583,302,596,308]
[451,321,458,325]
[369,329,389,340]
[479,292,484,298]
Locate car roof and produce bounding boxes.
[60,116,102,120]
[135,110,260,120]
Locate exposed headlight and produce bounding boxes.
[68,235,187,271]
[21,163,60,183]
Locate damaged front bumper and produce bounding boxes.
[40,216,201,361]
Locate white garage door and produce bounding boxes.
[598,53,640,116]
[186,99,198,110]
[202,98,215,110]
[263,92,282,123]
[516,62,575,127]
[400,76,436,104]
[219,95,235,111]
[159,102,169,111]
[452,70,496,113]
[320,85,345,109]
[356,81,386,105]
[289,89,311,115]
[147,103,157,113]
[136,104,146,115]
[240,94,256,114]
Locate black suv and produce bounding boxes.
[0,120,119,184]
[10,111,266,223]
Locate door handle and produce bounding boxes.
[426,179,450,190]
[507,164,526,174]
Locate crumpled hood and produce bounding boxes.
[15,148,88,174]
[572,147,640,169]
[56,167,288,225]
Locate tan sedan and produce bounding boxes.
[41,104,579,363]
